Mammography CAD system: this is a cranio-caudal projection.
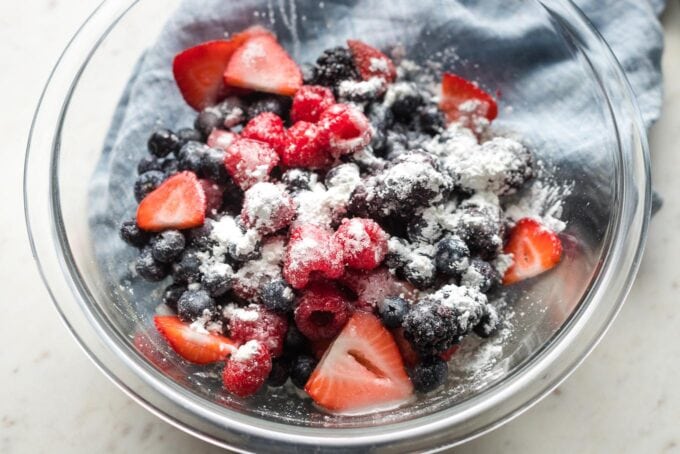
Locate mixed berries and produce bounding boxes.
[121,26,565,414]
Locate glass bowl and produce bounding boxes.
[24,0,650,451]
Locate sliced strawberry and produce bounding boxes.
[503,218,562,285]
[137,171,206,232]
[207,129,238,150]
[392,327,420,368]
[305,311,413,413]
[224,34,302,96]
[154,315,238,364]
[439,72,498,125]
[347,39,396,83]
[223,138,280,190]
[319,103,372,158]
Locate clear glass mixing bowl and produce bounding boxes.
[24,0,650,451]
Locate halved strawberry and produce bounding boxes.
[154,315,238,364]
[305,311,413,413]
[137,171,206,232]
[347,39,396,83]
[439,72,498,124]
[503,218,563,285]
[392,327,420,368]
[173,27,271,110]
[224,34,302,96]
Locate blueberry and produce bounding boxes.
[474,304,500,338]
[284,325,307,353]
[407,215,443,244]
[260,280,295,313]
[402,253,437,290]
[378,296,410,329]
[177,141,209,174]
[134,170,165,202]
[402,300,460,356]
[309,46,359,92]
[267,357,291,387]
[137,156,163,174]
[461,259,500,293]
[435,236,470,277]
[171,249,203,283]
[200,147,229,183]
[162,283,187,311]
[119,219,150,248]
[410,357,448,393]
[177,127,203,146]
[389,82,424,121]
[246,95,291,121]
[216,97,247,128]
[367,103,394,154]
[281,169,316,192]
[177,288,215,322]
[135,247,169,282]
[186,219,215,252]
[290,355,317,389]
[194,108,223,139]
[201,264,234,297]
[161,156,180,176]
[417,104,445,135]
[150,230,186,263]
[148,128,181,157]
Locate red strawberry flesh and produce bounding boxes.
[503,218,562,285]
[440,72,498,125]
[154,315,238,364]
[347,39,397,83]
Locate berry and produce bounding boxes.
[407,215,443,244]
[474,304,500,338]
[402,300,459,356]
[346,39,397,82]
[119,219,150,248]
[389,82,424,121]
[378,296,409,329]
[392,327,420,368]
[461,258,500,293]
[367,103,394,154]
[282,121,331,169]
[136,171,207,232]
[134,170,165,202]
[402,252,437,289]
[310,338,332,360]
[434,235,470,277]
[309,46,359,91]
[247,95,291,120]
[200,148,230,184]
[224,139,279,190]
[283,223,344,289]
[319,103,372,157]
[161,157,180,176]
[417,104,445,134]
[137,156,164,174]
[334,217,388,270]
[185,219,215,251]
[150,230,186,263]
[410,357,448,393]
[281,168,316,192]
[201,263,234,297]
[162,283,187,311]
[240,182,296,234]
[207,129,238,151]
[260,280,295,313]
[241,112,286,155]
[154,315,237,364]
[194,108,223,139]
[439,72,498,126]
[294,283,352,341]
[339,267,416,312]
[148,128,181,157]
[290,85,336,123]
[215,97,247,128]
[135,246,169,281]
[453,206,503,260]
[177,288,215,322]
[177,127,203,145]
[290,354,317,389]
[324,163,360,189]
[178,141,208,174]
[503,218,562,285]
[304,312,413,412]
[285,324,307,353]
[224,34,303,96]
[267,357,291,387]
[223,340,273,397]
[384,237,410,270]
[172,249,203,283]
[198,179,225,214]
[226,305,288,357]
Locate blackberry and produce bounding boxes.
[402,300,459,356]
[200,147,229,183]
[389,82,424,122]
[216,97,247,127]
[461,259,500,293]
[309,46,359,91]
[290,354,317,389]
[341,147,386,173]
[416,104,445,135]
[454,206,503,260]
[221,181,244,216]
[150,230,186,263]
[407,215,443,244]
[137,156,163,174]
[435,236,470,278]
[281,169,316,192]
[474,304,500,338]
[194,108,223,138]
[147,128,181,157]
[284,324,307,353]
[267,357,291,387]
[162,283,187,311]
[119,219,150,248]
[402,253,437,290]
[178,141,209,174]
[410,357,448,393]
[378,296,410,329]
[176,127,203,146]
[367,103,394,155]
[135,247,169,282]
[246,95,291,121]
[260,280,295,313]
[171,249,203,283]
[177,288,215,322]
[384,237,410,270]
[201,264,234,297]
[134,170,164,202]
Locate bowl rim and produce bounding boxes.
[24,0,651,451]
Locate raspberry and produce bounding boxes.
[241,112,286,155]
[294,282,352,340]
[282,121,331,169]
[198,179,224,215]
[319,103,372,157]
[222,340,272,397]
[207,129,238,151]
[241,182,296,234]
[226,304,288,357]
[283,223,344,289]
[339,267,416,312]
[334,217,388,270]
[290,85,336,123]
[223,138,279,190]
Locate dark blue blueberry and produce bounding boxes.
[474,304,500,338]
[462,258,500,293]
[162,283,187,311]
[378,296,410,329]
[407,215,443,244]
[246,95,291,121]
[402,253,437,290]
[171,249,203,283]
[150,230,186,263]
[216,97,247,128]
[284,324,307,353]
[137,156,164,174]
[281,169,315,192]
[410,356,448,393]
[134,170,165,202]
[135,246,169,282]
[267,357,291,387]
[260,280,295,313]
[402,300,459,356]
[390,83,424,121]
[186,219,215,252]
[435,236,470,277]
[194,108,223,139]
[178,141,209,174]
[177,288,215,322]
[161,156,180,176]
[119,219,150,248]
[290,355,317,389]
[201,264,233,297]
[147,128,181,157]
[200,147,229,183]
[417,104,445,135]
[177,127,203,147]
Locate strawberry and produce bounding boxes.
[319,103,372,158]
[136,171,206,232]
[154,315,238,364]
[207,129,238,150]
[283,223,344,289]
[304,311,413,413]
[223,138,280,190]
[392,327,420,368]
[334,217,388,270]
[290,85,336,123]
[282,121,332,169]
[439,72,498,125]
[241,112,286,155]
[503,218,563,285]
[222,340,272,397]
[347,39,396,83]
[224,34,303,96]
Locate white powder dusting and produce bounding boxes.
[504,180,572,233]
[242,182,295,233]
[209,215,261,262]
[189,309,214,334]
[337,77,386,100]
[368,57,391,73]
[241,40,266,65]
[232,339,262,361]
[223,303,260,322]
[231,236,285,298]
[433,284,487,332]
[294,166,360,227]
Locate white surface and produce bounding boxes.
[2,1,679,452]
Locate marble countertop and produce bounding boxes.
[3,1,679,452]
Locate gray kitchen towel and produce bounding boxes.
[88,0,666,294]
